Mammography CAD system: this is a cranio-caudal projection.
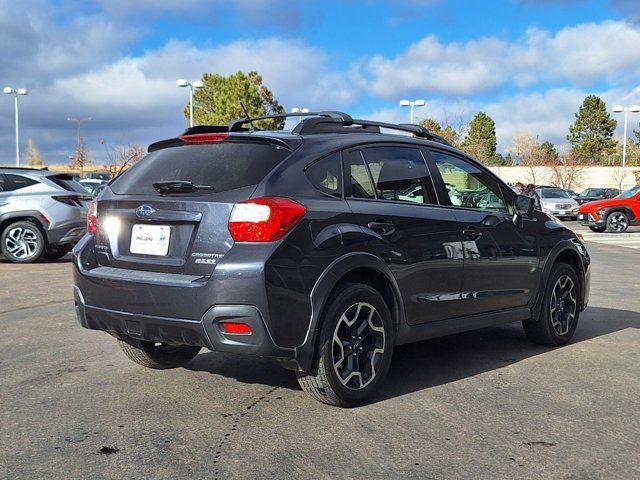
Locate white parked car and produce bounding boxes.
[537,188,579,220]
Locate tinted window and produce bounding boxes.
[305,152,342,197]
[361,147,437,204]
[4,174,38,191]
[344,150,375,199]
[539,188,570,198]
[48,174,88,193]
[110,141,290,195]
[430,150,507,212]
[578,188,605,197]
[0,174,9,192]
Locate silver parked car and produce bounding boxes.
[0,167,90,263]
[537,187,579,220]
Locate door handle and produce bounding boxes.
[462,227,483,239]
[367,221,395,235]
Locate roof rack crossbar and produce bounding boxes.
[227,111,353,132]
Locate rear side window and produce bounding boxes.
[0,174,9,192]
[344,150,375,199]
[110,141,290,195]
[361,147,437,204]
[3,174,38,191]
[305,152,342,197]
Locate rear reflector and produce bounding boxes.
[219,322,252,335]
[179,133,229,143]
[229,197,306,242]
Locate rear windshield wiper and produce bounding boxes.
[153,181,215,194]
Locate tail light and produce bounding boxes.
[228,197,306,242]
[87,200,98,235]
[180,133,229,143]
[52,194,92,207]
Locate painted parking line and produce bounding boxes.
[579,232,640,250]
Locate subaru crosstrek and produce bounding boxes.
[73,112,591,407]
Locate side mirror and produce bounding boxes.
[514,195,534,216]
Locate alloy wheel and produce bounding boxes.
[608,213,628,232]
[4,226,39,260]
[332,302,385,390]
[549,275,577,336]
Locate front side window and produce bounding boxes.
[360,147,437,204]
[305,152,342,197]
[430,150,507,212]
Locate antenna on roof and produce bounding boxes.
[239,102,259,131]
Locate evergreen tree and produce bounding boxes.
[540,141,558,161]
[463,112,497,162]
[188,71,285,130]
[567,95,617,163]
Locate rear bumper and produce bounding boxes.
[73,285,296,360]
[47,221,86,245]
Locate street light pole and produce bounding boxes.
[177,79,204,127]
[612,105,640,190]
[399,99,426,124]
[4,87,28,167]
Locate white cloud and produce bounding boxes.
[358,20,640,98]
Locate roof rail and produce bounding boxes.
[294,117,452,146]
[0,166,49,171]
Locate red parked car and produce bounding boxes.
[577,185,640,232]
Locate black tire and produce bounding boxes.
[117,337,201,369]
[296,283,393,407]
[522,262,580,346]
[588,226,605,232]
[606,211,629,233]
[0,221,46,263]
[43,244,72,260]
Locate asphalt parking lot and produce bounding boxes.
[1,222,638,480]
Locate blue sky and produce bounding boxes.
[1,0,639,164]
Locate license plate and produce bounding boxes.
[130,224,171,256]
[578,214,585,220]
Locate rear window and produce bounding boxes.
[110,141,290,195]
[47,174,88,193]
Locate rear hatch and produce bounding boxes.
[93,137,292,277]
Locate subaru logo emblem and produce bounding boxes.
[136,205,155,218]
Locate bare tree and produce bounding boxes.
[507,132,550,185]
[101,141,145,177]
[69,138,91,176]
[548,150,586,190]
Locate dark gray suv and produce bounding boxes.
[73,112,591,406]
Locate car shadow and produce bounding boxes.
[185,306,640,401]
